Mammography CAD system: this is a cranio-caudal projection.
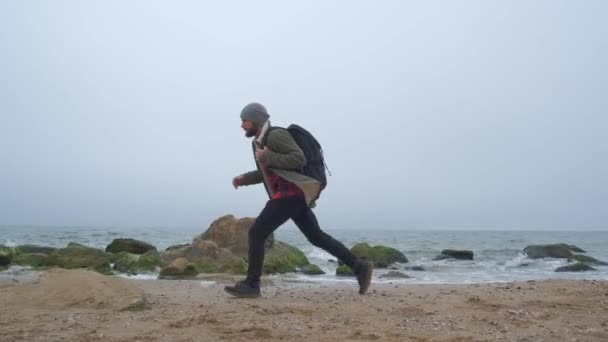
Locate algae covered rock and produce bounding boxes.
[49,243,112,274]
[336,264,355,277]
[136,250,163,272]
[555,263,596,272]
[0,245,17,266]
[523,244,579,259]
[350,243,408,268]
[433,249,474,261]
[106,238,157,255]
[263,241,309,274]
[301,264,325,275]
[16,245,58,255]
[159,258,198,279]
[570,254,608,266]
[12,253,53,268]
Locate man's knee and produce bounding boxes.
[306,232,328,247]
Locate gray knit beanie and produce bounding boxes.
[240,102,270,125]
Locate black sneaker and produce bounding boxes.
[224,280,261,298]
[356,261,373,294]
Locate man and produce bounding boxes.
[224,102,373,298]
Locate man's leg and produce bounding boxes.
[225,197,303,298]
[292,198,373,294]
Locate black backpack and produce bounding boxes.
[265,124,330,192]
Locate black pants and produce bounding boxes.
[247,196,359,283]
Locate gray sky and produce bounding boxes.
[1,1,606,230]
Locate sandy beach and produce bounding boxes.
[0,269,607,342]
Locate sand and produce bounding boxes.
[1,270,607,341]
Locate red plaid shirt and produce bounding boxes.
[266,171,304,199]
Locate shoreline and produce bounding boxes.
[1,269,607,341]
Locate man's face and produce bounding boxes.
[241,119,258,138]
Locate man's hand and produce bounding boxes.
[232,175,245,189]
[255,147,269,163]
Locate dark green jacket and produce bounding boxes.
[240,123,322,207]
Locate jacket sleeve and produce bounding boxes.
[259,129,307,170]
[240,170,263,186]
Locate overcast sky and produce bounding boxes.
[1,1,606,230]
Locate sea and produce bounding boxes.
[2,225,607,284]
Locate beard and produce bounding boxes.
[244,128,257,138]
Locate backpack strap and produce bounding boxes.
[261,126,284,147]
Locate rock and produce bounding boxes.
[159,258,198,279]
[194,215,271,257]
[555,263,596,272]
[565,245,586,253]
[405,266,425,271]
[187,240,247,274]
[523,244,584,259]
[379,271,411,279]
[136,250,163,272]
[0,255,11,267]
[49,243,112,274]
[433,249,474,261]
[263,241,309,274]
[165,243,189,251]
[111,250,163,275]
[105,238,156,255]
[11,253,53,268]
[0,246,16,266]
[570,254,608,266]
[336,264,355,277]
[111,252,138,274]
[161,244,190,264]
[301,264,325,275]
[160,215,310,276]
[16,245,57,255]
[328,259,337,263]
[350,243,408,268]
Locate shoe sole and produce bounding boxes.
[224,287,261,298]
[359,263,373,295]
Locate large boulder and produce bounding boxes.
[433,249,474,261]
[16,245,57,255]
[12,253,53,268]
[160,215,308,276]
[194,215,272,257]
[106,238,156,255]
[523,244,584,259]
[49,243,112,274]
[555,263,596,272]
[350,243,408,268]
